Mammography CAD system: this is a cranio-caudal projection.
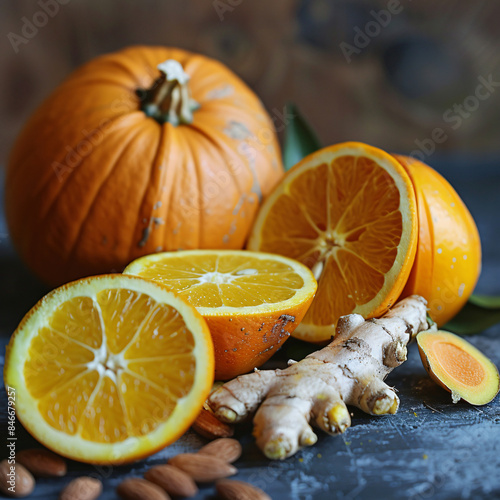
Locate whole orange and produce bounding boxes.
[395,155,481,326]
[247,143,481,340]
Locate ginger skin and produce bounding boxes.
[208,295,430,460]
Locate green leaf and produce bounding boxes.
[444,294,500,335]
[468,294,500,309]
[283,103,321,170]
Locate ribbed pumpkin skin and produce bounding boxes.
[6,46,283,285]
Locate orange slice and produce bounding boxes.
[124,250,317,379]
[417,330,499,405]
[248,142,418,342]
[4,275,214,464]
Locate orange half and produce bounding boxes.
[124,250,316,379]
[4,275,214,464]
[248,142,418,342]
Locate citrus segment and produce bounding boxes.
[124,250,317,379]
[4,275,214,464]
[248,142,418,342]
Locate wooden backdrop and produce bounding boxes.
[1,0,500,168]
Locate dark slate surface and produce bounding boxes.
[0,161,499,500]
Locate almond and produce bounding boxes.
[216,479,272,500]
[168,453,237,482]
[59,476,102,500]
[0,459,35,498]
[17,449,67,477]
[145,465,197,497]
[198,438,242,463]
[117,478,170,500]
[192,409,234,440]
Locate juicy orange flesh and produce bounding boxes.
[135,254,305,308]
[24,289,195,443]
[259,155,402,324]
[433,341,485,387]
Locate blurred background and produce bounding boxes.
[0,0,499,311]
[1,0,500,172]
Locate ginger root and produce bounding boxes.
[208,295,430,459]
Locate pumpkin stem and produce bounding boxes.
[138,60,199,126]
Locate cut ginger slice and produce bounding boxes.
[4,275,214,464]
[417,330,500,405]
[248,142,418,342]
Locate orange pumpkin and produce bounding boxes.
[6,46,283,285]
